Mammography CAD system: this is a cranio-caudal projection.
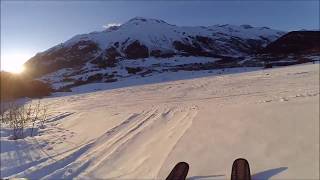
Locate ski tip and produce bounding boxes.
[233,158,250,165]
[176,161,189,169]
[166,162,189,180]
[231,158,251,180]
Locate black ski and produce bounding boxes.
[231,158,251,180]
[166,162,189,180]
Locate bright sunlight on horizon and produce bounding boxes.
[1,53,31,73]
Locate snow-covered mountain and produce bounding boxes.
[24,17,286,90]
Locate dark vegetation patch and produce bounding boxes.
[140,69,153,77]
[126,67,143,74]
[1,72,53,101]
[87,73,104,82]
[56,79,87,92]
[150,50,175,58]
[255,53,319,68]
[62,77,74,82]
[56,73,118,92]
[124,40,149,59]
[91,47,120,68]
[172,40,220,57]
[104,78,117,83]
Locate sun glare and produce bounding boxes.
[9,65,25,74]
[1,53,30,74]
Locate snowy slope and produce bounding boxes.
[1,63,319,179]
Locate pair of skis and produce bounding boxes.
[166,158,251,180]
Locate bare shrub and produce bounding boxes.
[0,103,26,139]
[0,100,48,139]
[30,101,40,136]
[39,104,48,129]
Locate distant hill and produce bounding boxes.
[262,31,320,54]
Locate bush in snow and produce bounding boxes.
[0,100,48,140]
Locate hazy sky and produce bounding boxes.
[1,0,319,72]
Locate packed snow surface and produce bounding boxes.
[1,63,319,179]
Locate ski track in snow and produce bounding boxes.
[2,105,198,179]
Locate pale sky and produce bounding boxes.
[1,0,319,72]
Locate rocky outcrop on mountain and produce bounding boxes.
[124,40,149,59]
[90,46,120,68]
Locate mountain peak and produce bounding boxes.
[125,17,169,25]
[240,24,253,29]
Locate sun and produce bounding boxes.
[1,53,30,74]
[8,65,25,74]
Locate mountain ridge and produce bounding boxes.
[24,17,285,79]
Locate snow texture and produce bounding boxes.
[1,63,319,179]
